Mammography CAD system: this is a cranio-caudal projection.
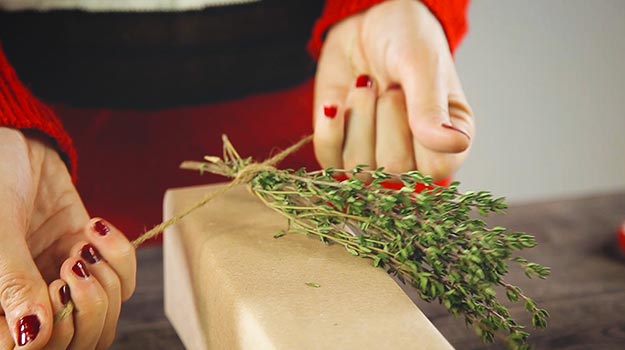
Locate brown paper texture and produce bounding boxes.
[164,183,454,350]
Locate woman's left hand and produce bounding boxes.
[313,0,474,181]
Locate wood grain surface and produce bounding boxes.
[112,192,625,349]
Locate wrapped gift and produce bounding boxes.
[164,183,453,349]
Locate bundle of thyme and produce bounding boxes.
[182,136,550,350]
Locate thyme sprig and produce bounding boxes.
[182,136,550,350]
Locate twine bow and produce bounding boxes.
[55,134,313,323]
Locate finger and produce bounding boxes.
[313,29,353,169]
[314,102,346,169]
[393,52,471,154]
[83,219,136,301]
[72,242,121,349]
[0,230,52,349]
[47,280,74,350]
[342,74,377,172]
[375,88,416,174]
[60,258,107,350]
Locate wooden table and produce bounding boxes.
[111,192,625,350]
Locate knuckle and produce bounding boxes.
[84,288,109,314]
[91,296,109,317]
[101,274,123,299]
[448,98,474,122]
[0,272,37,311]
[114,244,136,268]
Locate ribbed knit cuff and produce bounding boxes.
[421,0,469,54]
[307,0,470,59]
[0,45,77,181]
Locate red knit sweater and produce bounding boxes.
[0,0,468,178]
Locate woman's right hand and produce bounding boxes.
[0,127,136,349]
[313,0,474,180]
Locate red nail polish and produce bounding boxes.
[323,105,337,119]
[72,260,90,279]
[59,285,71,305]
[94,220,110,236]
[80,244,102,264]
[355,74,372,88]
[17,314,40,346]
[442,122,471,140]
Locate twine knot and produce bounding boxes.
[55,134,313,324]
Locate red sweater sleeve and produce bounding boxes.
[308,0,470,59]
[0,44,77,179]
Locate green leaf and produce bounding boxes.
[419,276,428,291]
[506,289,519,302]
[345,246,359,256]
[305,282,321,288]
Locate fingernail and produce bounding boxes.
[59,285,71,305]
[72,260,90,279]
[323,105,337,119]
[94,220,110,236]
[80,244,102,264]
[442,122,471,140]
[355,74,372,88]
[17,314,40,346]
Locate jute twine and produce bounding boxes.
[55,135,313,324]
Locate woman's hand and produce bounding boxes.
[0,127,136,349]
[313,0,474,180]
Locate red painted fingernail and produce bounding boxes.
[323,105,337,119]
[59,285,71,305]
[72,260,90,279]
[94,220,110,236]
[80,244,102,264]
[17,314,40,346]
[355,74,372,88]
[442,122,471,140]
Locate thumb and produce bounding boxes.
[0,227,52,348]
[397,56,471,154]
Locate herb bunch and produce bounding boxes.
[183,136,550,350]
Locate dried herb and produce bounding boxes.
[181,135,550,350]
